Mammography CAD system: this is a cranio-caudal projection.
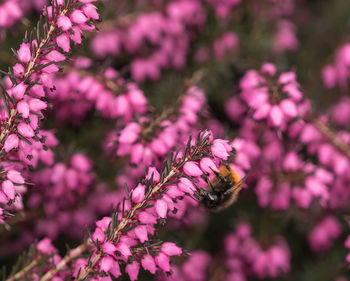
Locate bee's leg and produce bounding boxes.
[210,168,226,183]
[223,162,232,172]
[227,148,237,162]
[222,162,233,180]
[201,173,215,191]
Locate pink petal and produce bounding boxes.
[155,199,168,218]
[183,161,203,176]
[155,252,170,272]
[269,105,284,127]
[161,242,182,256]
[132,184,145,203]
[126,261,140,281]
[57,15,72,31]
[2,180,15,200]
[17,43,31,63]
[141,255,157,274]
[3,134,19,152]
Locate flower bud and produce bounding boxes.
[126,261,140,281]
[155,253,170,272]
[17,43,31,63]
[57,15,72,31]
[70,10,87,24]
[132,184,145,203]
[200,157,218,173]
[3,134,19,152]
[2,180,15,200]
[155,199,168,218]
[141,255,156,274]
[161,242,182,256]
[17,101,30,118]
[9,82,27,100]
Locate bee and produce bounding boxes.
[196,164,245,212]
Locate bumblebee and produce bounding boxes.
[196,164,245,212]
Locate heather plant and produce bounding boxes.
[1,0,350,281]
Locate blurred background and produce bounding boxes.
[1,0,350,280]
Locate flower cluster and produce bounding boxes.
[322,42,350,91]
[239,63,305,130]
[157,250,211,281]
[308,216,342,252]
[0,0,99,222]
[91,0,206,82]
[73,132,233,280]
[52,64,148,124]
[224,222,291,280]
[109,85,207,167]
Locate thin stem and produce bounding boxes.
[39,243,87,281]
[6,256,41,281]
[313,119,350,159]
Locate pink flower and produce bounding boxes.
[46,50,66,62]
[0,192,8,204]
[56,33,71,52]
[101,241,117,255]
[146,167,160,183]
[131,143,144,164]
[82,3,99,20]
[116,243,132,258]
[161,242,182,256]
[17,122,35,138]
[71,154,92,172]
[119,123,140,144]
[13,63,25,77]
[134,225,148,243]
[17,101,30,118]
[99,256,114,273]
[211,140,230,160]
[280,99,298,118]
[200,157,218,173]
[2,180,15,200]
[261,63,277,76]
[36,238,56,255]
[3,134,19,152]
[7,170,24,184]
[155,252,170,272]
[138,211,157,224]
[183,161,203,176]
[29,99,47,112]
[57,15,72,31]
[345,236,350,249]
[269,106,284,127]
[126,261,140,281]
[70,10,87,24]
[177,177,195,195]
[155,199,168,218]
[132,184,145,203]
[92,228,106,243]
[17,43,31,63]
[141,255,157,274]
[9,82,27,100]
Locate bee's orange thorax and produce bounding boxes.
[218,166,241,184]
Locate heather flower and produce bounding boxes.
[239,63,304,130]
[308,216,342,252]
[321,43,350,91]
